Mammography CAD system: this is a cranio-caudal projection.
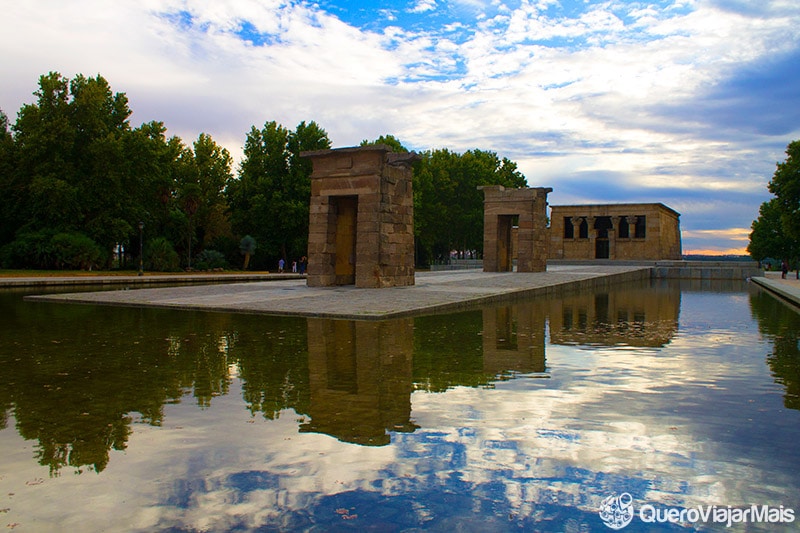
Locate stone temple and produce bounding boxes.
[548,203,682,261]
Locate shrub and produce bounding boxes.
[50,232,103,270]
[194,249,228,270]
[0,230,57,269]
[144,237,180,272]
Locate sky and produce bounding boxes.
[1,0,799,255]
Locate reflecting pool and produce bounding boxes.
[1,280,799,531]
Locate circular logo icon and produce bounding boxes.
[599,492,635,530]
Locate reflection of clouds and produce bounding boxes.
[406,302,799,517]
[0,379,396,532]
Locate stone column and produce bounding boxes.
[609,216,620,259]
[570,217,583,240]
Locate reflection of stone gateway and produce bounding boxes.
[302,145,419,288]
[303,318,417,446]
[482,301,547,375]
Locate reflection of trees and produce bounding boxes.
[0,278,697,475]
[0,294,236,475]
[2,290,313,475]
[749,290,800,410]
[232,316,310,420]
[412,311,493,391]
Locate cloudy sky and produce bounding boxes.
[2,0,799,254]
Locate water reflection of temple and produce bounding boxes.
[301,319,417,446]
[300,284,682,445]
[482,301,547,376]
[549,285,680,347]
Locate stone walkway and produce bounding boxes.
[25,265,650,320]
[752,272,800,309]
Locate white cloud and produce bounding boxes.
[409,0,437,14]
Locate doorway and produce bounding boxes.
[497,215,516,272]
[333,196,357,285]
[594,216,612,259]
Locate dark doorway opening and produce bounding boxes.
[594,216,612,259]
[497,215,516,272]
[333,196,358,285]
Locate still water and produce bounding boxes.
[1,280,799,532]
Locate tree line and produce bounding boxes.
[0,72,526,271]
[748,140,800,270]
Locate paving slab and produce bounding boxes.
[25,265,651,320]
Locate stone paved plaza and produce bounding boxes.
[26,265,651,319]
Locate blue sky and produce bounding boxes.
[1,0,799,254]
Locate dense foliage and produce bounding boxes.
[748,141,800,266]
[0,71,530,271]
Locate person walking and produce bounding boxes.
[278,258,285,273]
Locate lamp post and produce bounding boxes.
[138,221,144,276]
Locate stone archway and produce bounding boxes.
[479,186,553,273]
[302,145,419,288]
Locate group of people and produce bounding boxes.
[277,256,307,274]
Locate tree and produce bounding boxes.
[748,199,793,263]
[413,148,527,266]
[768,140,800,240]
[192,133,234,247]
[361,134,408,153]
[5,72,138,267]
[228,120,331,269]
[750,140,800,266]
[0,109,17,247]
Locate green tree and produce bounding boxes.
[228,120,330,269]
[414,148,527,266]
[5,72,144,267]
[361,134,408,153]
[192,133,234,249]
[0,109,17,247]
[768,140,800,241]
[749,141,800,266]
[748,199,793,263]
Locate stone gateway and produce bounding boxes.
[479,185,553,272]
[302,145,419,288]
